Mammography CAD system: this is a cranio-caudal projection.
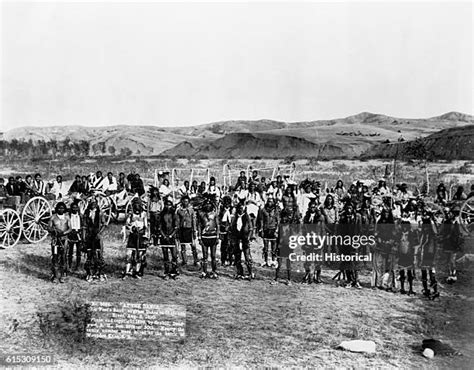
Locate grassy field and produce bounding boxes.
[1,157,473,367]
[1,222,473,368]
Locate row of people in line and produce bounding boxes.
[132,187,464,301]
[48,183,464,302]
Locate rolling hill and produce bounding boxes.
[2,125,218,155]
[160,132,346,159]
[3,112,473,159]
[364,125,474,160]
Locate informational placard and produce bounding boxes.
[86,302,186,341]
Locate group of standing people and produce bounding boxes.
[48,199,106,283]
[29,168,470,294]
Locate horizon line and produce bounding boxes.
[2,110,473,132]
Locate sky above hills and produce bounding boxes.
[1,1,473,131]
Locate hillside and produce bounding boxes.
[431,112,474,122]
[162,132,362,159]
[365,125,474,160]
[3,112,473,158]
[3,125,217,156]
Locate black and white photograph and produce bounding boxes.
[0,0,473,368]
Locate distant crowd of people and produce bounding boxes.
[0,170,146,202]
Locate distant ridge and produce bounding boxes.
[3,112,473,159]
[430,112,473,122]
[160,132,346,159]
[364,124,474,160]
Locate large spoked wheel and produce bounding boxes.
[0,209,22,248]
[459,197,474,235]
[21,196,52,244]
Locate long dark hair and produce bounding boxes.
[324,194,335,208]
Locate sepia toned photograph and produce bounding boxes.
[0,0,473,368]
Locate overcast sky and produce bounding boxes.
[1,1,472,131]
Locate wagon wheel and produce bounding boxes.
[459,197,474,234]
[21,196,52,244]
[0,209,22,248]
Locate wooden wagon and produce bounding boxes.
[0,195,54,248]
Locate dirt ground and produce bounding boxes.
[1,224,473,368]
